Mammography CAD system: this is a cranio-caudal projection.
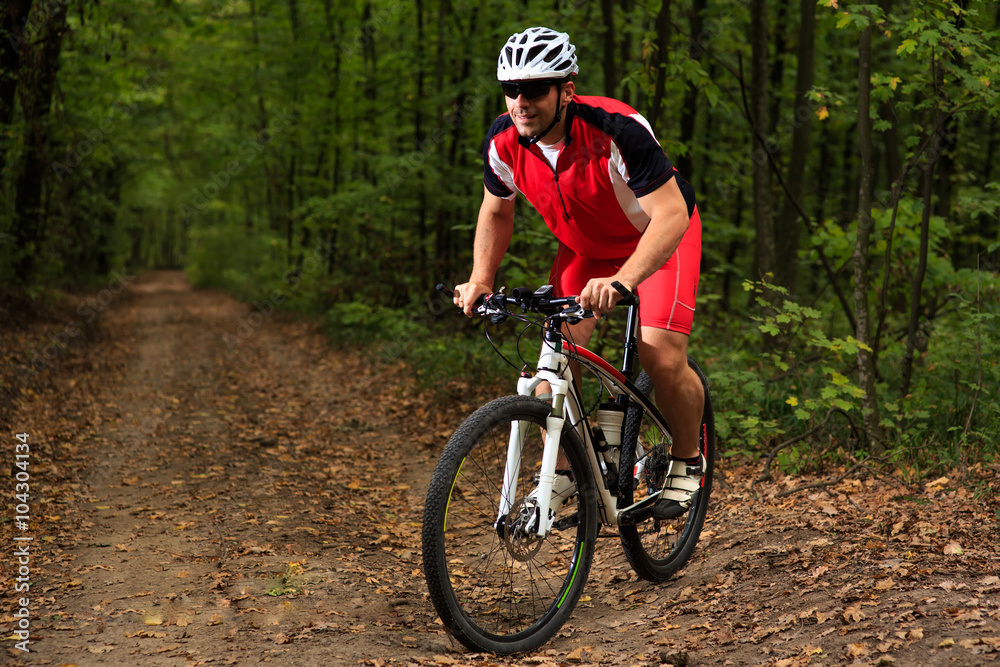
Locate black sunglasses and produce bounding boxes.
[501,80,558,100]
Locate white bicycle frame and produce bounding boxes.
[495,331,670,537]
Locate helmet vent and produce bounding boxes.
[496,27,578,82]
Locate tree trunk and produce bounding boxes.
[601,0,616,98]
[286,0,301,261]
[721,188,745,312]
[433,0,449,272]
[812,122,831,225]
[900,41,947,397]
[248,0,277,231]
[774,0,815,293]
[899,153,935,398]
[0,0,33,174]
[677,0,707,180]
[767,0,790,136]
[648,0,671,135]
[618,0,634,107]
[414,0,428,278]
[852,24,883,449]
[882,103,902,187]
[447,8,479,167]
[11,1,67,284]
[750,0,774,279]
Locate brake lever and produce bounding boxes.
[563,302,593,323]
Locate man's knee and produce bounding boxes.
[639,330,689,377]
[644,353,688,381]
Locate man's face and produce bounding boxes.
[503,79,573,140]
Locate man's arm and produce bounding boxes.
[578,177,690,313]
[454,186,516,316]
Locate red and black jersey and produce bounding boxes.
[483,95,696,260]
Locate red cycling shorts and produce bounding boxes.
[548,207,701,335]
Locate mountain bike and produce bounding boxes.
[421,282,715,654]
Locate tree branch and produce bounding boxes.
[753,407,859,488]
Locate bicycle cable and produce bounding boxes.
[483,304,609,429]
[483,316,525,374]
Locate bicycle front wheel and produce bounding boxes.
[422,395,599,654]
[617,358,716,582]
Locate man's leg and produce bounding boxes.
[637,327,704,460]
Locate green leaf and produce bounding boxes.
[759,323,780,336]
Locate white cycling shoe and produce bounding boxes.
[650,456,704,520]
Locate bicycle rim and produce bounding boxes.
[618,360,716,582]
[422,395,598,654]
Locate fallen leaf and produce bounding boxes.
[846,643,869,658]
[843,605,866,623]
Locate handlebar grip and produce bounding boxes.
[437,283,489,309]
[611,281,639,307]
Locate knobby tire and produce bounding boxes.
[422,395,599,654]
[617,357,716,582]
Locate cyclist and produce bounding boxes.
[454,26,705,519]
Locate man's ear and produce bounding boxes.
[563,80,575,103]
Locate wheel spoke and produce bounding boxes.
[423,396,598,653]
[617,361,715,582]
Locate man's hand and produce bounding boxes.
[578,276,632,315]
[454,281,493,317]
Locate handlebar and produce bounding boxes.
[436,282,639,323]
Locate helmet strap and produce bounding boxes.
[529,82,566,145]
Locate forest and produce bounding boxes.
[1,0,998,476]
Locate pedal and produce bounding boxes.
[551,512,580,531]
[617,494,659,526]
[618,491,699,526]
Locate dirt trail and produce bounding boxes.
[3,271,999,666]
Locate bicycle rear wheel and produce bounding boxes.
[422,395,599,654]
[617,357,715,582]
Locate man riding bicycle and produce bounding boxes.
[453,27,705,519]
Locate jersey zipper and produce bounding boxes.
[528,146,571,220]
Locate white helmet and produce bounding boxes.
[497,27,578,82]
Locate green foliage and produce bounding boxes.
[697,278,867,457]
[883,268,1000,455]
[703,268,1000,469]
[3,0,999,482]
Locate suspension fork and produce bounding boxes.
[495,336,570,538]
